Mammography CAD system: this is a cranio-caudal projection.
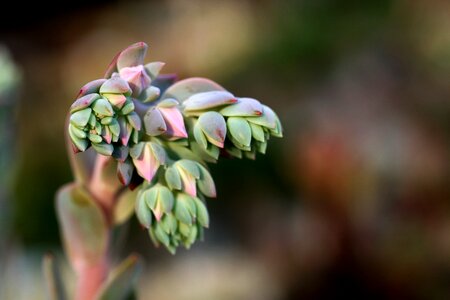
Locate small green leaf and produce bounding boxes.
[196,164,216,198]
[92,98,114,117]
[193,121,208,150]
[70,108,92,127]
[165,166,182,190]
[227,117,252,147]
[250,122,265,142]
[158,185,174,213]
[177,159,200,178]
[144,61,165,79]
[174,194,193,224]
[194,198,209,227]
[121,100,135,115]
[92,142,114,156]
[154,223,170,247]
[143,187,159,210]
[135,192,152,228]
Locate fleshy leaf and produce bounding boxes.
[159,106,188,139]
[135,192,152,228]
[71,94,100,113]
[143,107,166,136]
[197,164,216,197]
[132,143,161,182]
[100,77,131,95]
[162,77,226,103]
[175,193,193,224]
[227,117,252,147]
[220,97,263,117]
[117,42,148,70]
[119,65,151,96]
[56,184,108,272]
[197,111,226,148]
[144,62,165,80]
[165,166,182,190]
[70,108,92,127]
[183,91,236,111]
[77,79,106,99]
[194,198,209,227]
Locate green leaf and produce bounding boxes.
[154,223,170,247]
[250,122,265,142]
[158,185,174,213]
[194,198,209,227]
[95,254,142,300]
[197,164,216,198]
[92,142,114,156]
[174,194,193,224]
[135,192,152,228]
[70,108,92,127]
[193,121,208,149]
[177,159,200,179]
[227,117,252,147]
[70,93,100,114]
[143,187,159,210]
[144,61,165,80]
[92,98,114,117]
[56,184,108,271]
[165,166,182,190]
[42,254,67,300]
[114,187,139,225]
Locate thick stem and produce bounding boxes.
[74,256,109,300]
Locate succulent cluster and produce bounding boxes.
[67,42,282,253]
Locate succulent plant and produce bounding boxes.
[56,42,282,300]
[66,42,282,253]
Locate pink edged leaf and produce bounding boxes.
[77,79,106,99]
[117,42,148,70]
[220,97,263,117]
[132,143,160,182]
[158,106,188,139]
[183,91,237,112]
[119,65,151,97]
[56,184,108,273]
[162,77,226,103]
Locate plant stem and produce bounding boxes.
[74,255,109,300]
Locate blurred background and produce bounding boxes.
[1,0,450,299]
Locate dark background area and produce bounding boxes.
[1,0,449,299]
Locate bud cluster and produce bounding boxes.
[67,42,282,253]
